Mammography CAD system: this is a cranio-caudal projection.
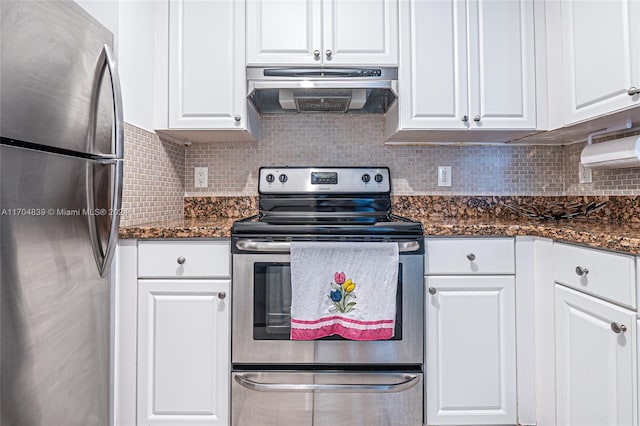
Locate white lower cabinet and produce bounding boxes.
[555,284,636,426]
[137,279,230,426]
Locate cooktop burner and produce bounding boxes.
[232,167,423,238]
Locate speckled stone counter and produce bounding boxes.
[119,195,640,255]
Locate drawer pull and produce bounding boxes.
[177,256,186,265]
[466,253,476,261]
[575,266,589,276]
[428,287,437,295]
[218,291,227,300]
[611,322,627,334]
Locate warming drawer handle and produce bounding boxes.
[235,240,421,253]
[234,374,419,393]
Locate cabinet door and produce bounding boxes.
[246,0,322,65]
[398,0,469,130]
[468,0,536,129]
[561,0,640,124]
[556,285,636,426]
[426,276,517,425]
[322,0,398,65]
[168,0,245,128]
[137,280,230,426]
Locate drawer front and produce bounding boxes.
[553,243,636,309]
[138,241,230,278]
[425,238,515,275]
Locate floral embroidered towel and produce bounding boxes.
[289,242,399,341]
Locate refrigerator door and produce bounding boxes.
[0,0,123,158]
[1,145,113,425]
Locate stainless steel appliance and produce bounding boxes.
[247,67,397,113]
[1,1,123,424]
[231,167,424,426]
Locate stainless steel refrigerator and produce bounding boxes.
[0,1,123,424]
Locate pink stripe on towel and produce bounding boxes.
[291,316,394,326]
[291,321,394,341]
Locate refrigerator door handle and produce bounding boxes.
[88,44,124,159]
[87,159,123,277]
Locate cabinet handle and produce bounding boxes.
[177,256,186,265]
[575,266,589,276]
[313,50,320,58]
[611,322,627,334]
[234,115,241,122]
[218,291,227,300]
[428,287,437,295]
[628,87,640,96]
[325,49,333,58]
[461,115,469,122]
[473,115,481,122]
[466,253,476,261]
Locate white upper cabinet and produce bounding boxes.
[155,0,258,142]
[246,0,398,66]
[392,0,536,133]
[561,0,640,125]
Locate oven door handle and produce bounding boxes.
[234,374,419,393]
[235,240,421,253]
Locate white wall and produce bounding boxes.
[76,0,157,132]
[117,1,157,132]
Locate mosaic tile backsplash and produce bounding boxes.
[185,114,566,196]
[121,116,640,225]
[120,123,185,226]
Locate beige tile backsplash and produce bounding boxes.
[120,123,185,226]
[122,117,640,224]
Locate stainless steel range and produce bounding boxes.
[231,167,424,426]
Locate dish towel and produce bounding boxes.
[289,241,399,341]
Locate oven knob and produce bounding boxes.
[374,173,384,183]
[361,173,370,183]
[279,174,288,183]
[266,173,275,183]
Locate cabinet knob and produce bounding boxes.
[473,115,481,122]
[461,115,469,122]
[313,50,320,58]
[428,287,437,295]
[466,253,476,261]
[628,87,640,96]
[575,266,589,276]
[325,49,333,58]
[611,322,627,334]
[218,291,227,300]
[177,256,186,265]
[234,115,241,122]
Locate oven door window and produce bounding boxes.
[253,262,402,340]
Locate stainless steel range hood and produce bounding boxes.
[247,67,397,114]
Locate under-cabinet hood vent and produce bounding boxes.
[247,67,397,114]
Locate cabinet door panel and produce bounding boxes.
[399,0,468,129]
[323,0,398,65]
[470,0,536,129]
[246,0,322,65]
[426,275,517,425]
[137,280,230,426]
[556,285,635,426]
[169,0,244,128]
[562,0,640,124]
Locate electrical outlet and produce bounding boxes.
[194,167,208,188]
[438,166,452,187]
[579,163,592,184]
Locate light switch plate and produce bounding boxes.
[438,166,452,187]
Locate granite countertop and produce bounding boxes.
[119,216,640,255]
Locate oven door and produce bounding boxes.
[231,371,423,426]
[232,248,424,365]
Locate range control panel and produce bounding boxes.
[259,167,391,194]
